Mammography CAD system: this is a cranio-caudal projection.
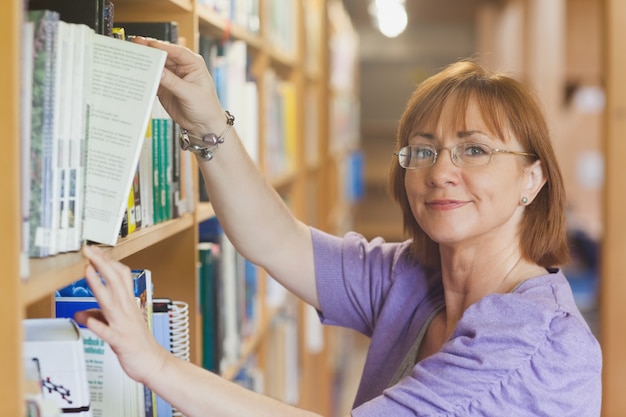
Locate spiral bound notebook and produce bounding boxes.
[169,300,190,417]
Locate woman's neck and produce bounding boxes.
[438,248,547,328]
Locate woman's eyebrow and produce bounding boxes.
[412,132,435,140]
[457,130,488,139]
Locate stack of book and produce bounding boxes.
[22,7,193,264]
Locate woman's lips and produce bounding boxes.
[426,199,468,210]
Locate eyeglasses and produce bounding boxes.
[394,143,537,169]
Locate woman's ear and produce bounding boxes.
[522,160,547,204]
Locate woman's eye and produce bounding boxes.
[464,144,489,157]
[415,147,435,159]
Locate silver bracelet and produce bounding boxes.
[178,110,235,161]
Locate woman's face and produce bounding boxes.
[404,97,538,251]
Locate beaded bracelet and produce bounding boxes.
[178,110,235,160]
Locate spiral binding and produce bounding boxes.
[169,300,190,416]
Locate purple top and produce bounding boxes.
[312,228,602,417]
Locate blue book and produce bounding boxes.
[151,298,174,416]
[56,269,155,417]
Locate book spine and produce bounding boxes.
[139,123,154,228]
[21,20,35,274]
[162,117,172,221]
[66,24,90,252]
[55,21,74,254]
[27,10,60,258]
[198,242,223,373]
[151,113,162,225]
[152,299,173,416]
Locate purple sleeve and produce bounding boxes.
[351,290,602,417]
[311,227,413,336]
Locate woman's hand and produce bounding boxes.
[74,245,170,385]
[131,36,227,138]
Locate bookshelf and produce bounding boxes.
[601,1,626,415]
[1,0,357,415]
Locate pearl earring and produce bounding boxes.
[521,196,529,205]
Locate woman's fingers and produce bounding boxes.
[74,308,111,341]
[82,246,136,312]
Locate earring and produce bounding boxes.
[520,196,529,205]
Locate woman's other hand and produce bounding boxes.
[74,245,170,385]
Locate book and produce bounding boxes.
[27,10,60,258]
[150,101,165,225]
[113,22,182,224]
[199,217,260,372]
[52,19,73,254]
[150,99,178,224]
[23,355,63,417]
[198,242,223,373]
[138,124,154,228]
[115,21,179,44]
[28,0,114,35]
[24,14,166,251]
[151,299,174,416]
[133,164,143,230]
[56,270,154,417]
[20,19,35,274]
[81,32,166,245]
[66,23,93,252]
[126,178,137,235]
[23,318,92,417]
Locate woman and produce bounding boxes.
[76,38,602,416]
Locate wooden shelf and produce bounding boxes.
[114,0,193,14]
[197,5,263,51]
[195,202,216,223]
[22,215,195,305]
[1,0,349,415]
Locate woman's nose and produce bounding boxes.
[427,147,459,184]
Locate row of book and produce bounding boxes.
[197,250,301,405]
[198,0,261,35]
[198,33,313,185]
[197,217,260,374]
[21,3,193,269]
[197,0,298,57]
[198,217,301,403]
[23,269,188,417]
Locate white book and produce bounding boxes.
[48,20,71,255]
[81,328,125,416]
[67,24,93,252]
[219,235,242,371]
[55,21,75,253]
[20,21,35,277]
[138,123,154,228]
[82,35,166,245]
[23,318,92,417]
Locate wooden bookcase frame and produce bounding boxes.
[0,0,353,415]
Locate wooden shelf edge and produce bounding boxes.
[115,0,193,14]
[196,202,216,223]
[21,215,195,306]
[196,5,263,50]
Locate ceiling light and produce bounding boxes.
[368,0,408,38]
